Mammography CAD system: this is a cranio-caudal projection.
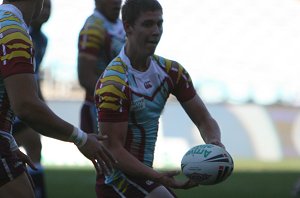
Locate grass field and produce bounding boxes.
[45,160,300,198]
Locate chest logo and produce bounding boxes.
[144,81,152,89]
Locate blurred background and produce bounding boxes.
[2,0,300,197]
[33,0,300,168]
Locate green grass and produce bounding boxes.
[45,160,300,198]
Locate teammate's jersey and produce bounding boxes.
[95,47,196,184]
[0,4,35,149]
[29,27,47,78]
[78,10,125,98]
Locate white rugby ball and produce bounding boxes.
[181,144,234,185]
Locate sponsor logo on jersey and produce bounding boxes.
[131,97,145,111]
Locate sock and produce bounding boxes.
[28,163,47,198]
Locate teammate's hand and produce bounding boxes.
[78,134,117,175]
[14,149,37,171]
[154,170,198,189]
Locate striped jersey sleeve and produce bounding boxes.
[153,55,196,102]
[78,15,106,57]
[0,11,35,78]
[95,57,130,122]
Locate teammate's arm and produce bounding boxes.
[181,94,224,148]
[78,53,101,96]
[4,73,116,174]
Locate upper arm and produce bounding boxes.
[77,19,105,90]
[0,25,36,117]
[4,73,40,118]
[95,62,130,148]
[181,94,212,126]
[77,53,99,82]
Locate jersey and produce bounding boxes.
[95,47,196,186]
[78,9,125,101]
[0,4,35,152]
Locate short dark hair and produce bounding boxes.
[122,0,162,26]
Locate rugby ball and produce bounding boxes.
[181,144,234,185]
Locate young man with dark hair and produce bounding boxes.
[94,0,225,197]
[0,0,116,197]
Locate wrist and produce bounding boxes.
[69,127,88,148]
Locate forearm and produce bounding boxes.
[79,75,99,96]
[17,99,74,142]
[111,146,161,181]
[198,116,222,144]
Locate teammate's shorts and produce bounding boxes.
[0,136,26,187]
[95,175,177,198]
[80,100,98,134]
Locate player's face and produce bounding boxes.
[101,0,122,22]
[126,10,163,57]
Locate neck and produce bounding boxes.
[96,7,116,23]
[125,44,151,72]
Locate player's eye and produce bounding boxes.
[142,21,153,27]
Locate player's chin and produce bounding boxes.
[145,45,157,55]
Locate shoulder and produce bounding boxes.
[0,11,29,36]
[98,57,128,87]
[81,14,105,32]
[152,55,185,73]
[95,57,129,102]
[0,18,32,48]
[102,57,128,80]
[152,55,193,84]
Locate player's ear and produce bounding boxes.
[123,21,133,35]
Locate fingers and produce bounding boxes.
[96,134,108,141]
[101,145,118,164]
[92,159,102,175]
[24,156,38,171]
[159,171,199,189]
[182,179,200,189]
[16,150,37,171]
[94,153,112,176]
[164,170,180,177]
[210,141,225,149]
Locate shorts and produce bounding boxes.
[80,100,98,134]
[0,136,26,187]
[95,175,177,198]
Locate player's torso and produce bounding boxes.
[0,5,34,132]
[79,10,125,74]
[121,56,174,167]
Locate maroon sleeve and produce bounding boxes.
[169,62,196,102]
[0,30,35,78]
